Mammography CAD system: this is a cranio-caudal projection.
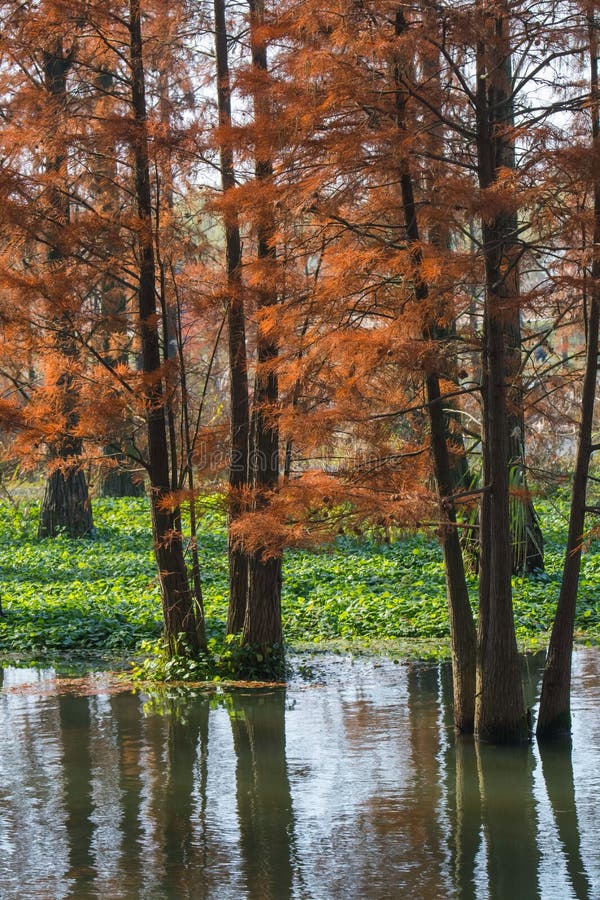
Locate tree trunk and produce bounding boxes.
[476,264,528,742]
[101,446,145,497]
[128,0,205,654]
[242,0,283,653]
[505,329,544,574]
[537,11,600,739]
[38,38,93,539]
[39,468,93,538]
[419,1,473,502]
[395,8,477,733]
[474,6,528,743]
[214,0,251,635]
[89,69,143,500]
[487,11,542,575]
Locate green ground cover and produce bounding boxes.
[0,494,598,667]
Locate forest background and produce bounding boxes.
[0,0,599,744]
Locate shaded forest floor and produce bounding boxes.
[0,494,598,670]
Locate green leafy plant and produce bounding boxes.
[130,633,287,683]
[0,493,598,675]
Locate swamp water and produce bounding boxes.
[0,649,598,900]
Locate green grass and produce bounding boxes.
[0,493,598,667]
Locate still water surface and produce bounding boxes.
[0,649,598,899]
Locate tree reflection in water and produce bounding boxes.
[448,736,481,899]
[476,743,540,899]
[0,653,598,898]
[157,694,211,897]
[539,738,592,900]
[58,693,95,894]
[109,691,145,895]
[230,689,295,899]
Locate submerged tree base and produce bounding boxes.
[536,709,572,741]
[475,717,531,746]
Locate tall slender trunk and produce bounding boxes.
[92,68,145,499]
[214,0,251,635]
[495,42,543,575]
[242,0,283,651]
[38,39,93,539]
[474,5,527,743]
[420,2,472,500]
[155,70,181,528]
[394,9,476,733]
[537,11,600,739]
[128,0,205,654]
[172,284,206,630]
[156,66,205,617]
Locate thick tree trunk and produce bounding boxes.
[242,0,283,653]
[214,0,251,635]
[395,9,476,733]
[39,467,93,538]
[244,553,282,647]
[473,7,528,743]
[129,0,204,654]
[38,39,93,539]
[476,263,528,742]
[537,15,600,738]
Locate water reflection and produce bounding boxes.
[451,737,481,900]
[230,691,295,898]
[477,744,539,899]
[538,740,591,900]
[0,651,598,899]
[109,692,145,895]
[59,694,95,894]
[160,696,211,896]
